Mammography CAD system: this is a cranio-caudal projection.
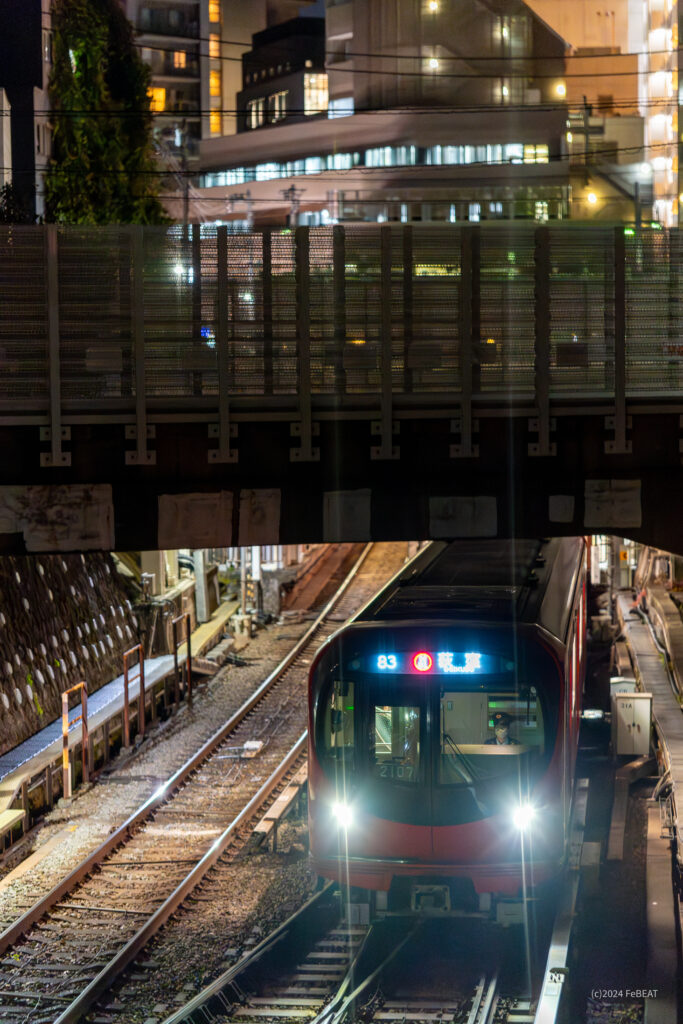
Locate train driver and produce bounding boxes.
[485,712,519,746]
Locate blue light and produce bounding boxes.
[377,654,398,670]
[436,651,482,674]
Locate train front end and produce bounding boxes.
[308,622,568,910]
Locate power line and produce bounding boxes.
[2,92,672,118]
[37,8,683,66]
[128,39,664,81]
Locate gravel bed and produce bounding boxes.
[0,619,309,926]
[105,821,317,1024]
[0,542,412,1023]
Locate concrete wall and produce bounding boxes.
[0,554,138,757]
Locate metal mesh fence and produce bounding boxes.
[479,226,535,395]
[2,225,683,410]
[548,226,615,397]
[625,230,682,395]
[0,228,49,404]
[58,227,134,402]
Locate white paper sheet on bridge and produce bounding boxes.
[0,484,114,552]
[158,491,234,549]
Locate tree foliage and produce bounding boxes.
[0,183,34,224]
[44,0,168,224]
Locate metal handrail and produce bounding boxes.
[61,682,88,799]
[122,644,145,746]
[171,613,192,709]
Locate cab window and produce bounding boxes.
[320,679,355,767]
[370,704,420,784]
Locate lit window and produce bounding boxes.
[209,0,220,21]
[210,109,221,134]
[328,96,354,118]
[269,90,288,122]
[209,35,220,58]
[524,144,549,164]
[246,97,265,128]
[304,73,329,115]
[210,70,221,97]
[148,87,166,112]
[173,50,187,69]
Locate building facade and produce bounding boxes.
[236,17,327,134]
[527,0,673,225]
[0,0,51,220]
[123,0,212,168]
[192,0,572,226]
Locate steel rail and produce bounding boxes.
[314,925,419,1024]
[161,881,339,1024]
[0,542,372,957]
[53,733,308,1024]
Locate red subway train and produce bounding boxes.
[308,538,587,914]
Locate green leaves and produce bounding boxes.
[45,0,168,225]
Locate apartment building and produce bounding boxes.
[193,0,572,226]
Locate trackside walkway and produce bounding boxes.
[0,599,238,839]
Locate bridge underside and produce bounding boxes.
[1,410,681,554]
[3,223,683,553]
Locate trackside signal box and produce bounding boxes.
[611,692,652,757]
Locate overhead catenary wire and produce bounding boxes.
[36,7,683,64]
[128,40,666,82]
[2,93,674,118]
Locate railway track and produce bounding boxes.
[160,902,537,1024]
[0,542,411,1023]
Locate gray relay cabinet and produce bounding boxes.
[611,692,652,756]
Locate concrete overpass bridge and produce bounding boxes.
[0,222,682,554]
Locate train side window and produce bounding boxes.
[322,680,355,761]
[370,705,420,783]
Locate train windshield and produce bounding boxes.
[315,638,560,824]
[438,686,544,786]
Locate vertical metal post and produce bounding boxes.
[333,225,346,393]
[46,764,53,808]
[403,225,413,393]
[531,226,554,457]
[123,656,131,748]
[103,719,110,764]
[211,225,236,463]
[172,619,180,709]
[451,227,477,457]
[241,550,248,614]
[42,224,69,467]
[20,780,28,835]
[607,227,630,454]
[293,226,316,460]
[185,612,192,708]
[127,225,154,465]
[192,222,202,397]
[80,684,89,785]
[62,690,71,799]
[263,229,273,395]
[372,226,397,459]
[139,652,146,739]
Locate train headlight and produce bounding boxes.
[512,803,536,830]
[332,801,354,829]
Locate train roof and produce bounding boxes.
[355,538,584,644]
